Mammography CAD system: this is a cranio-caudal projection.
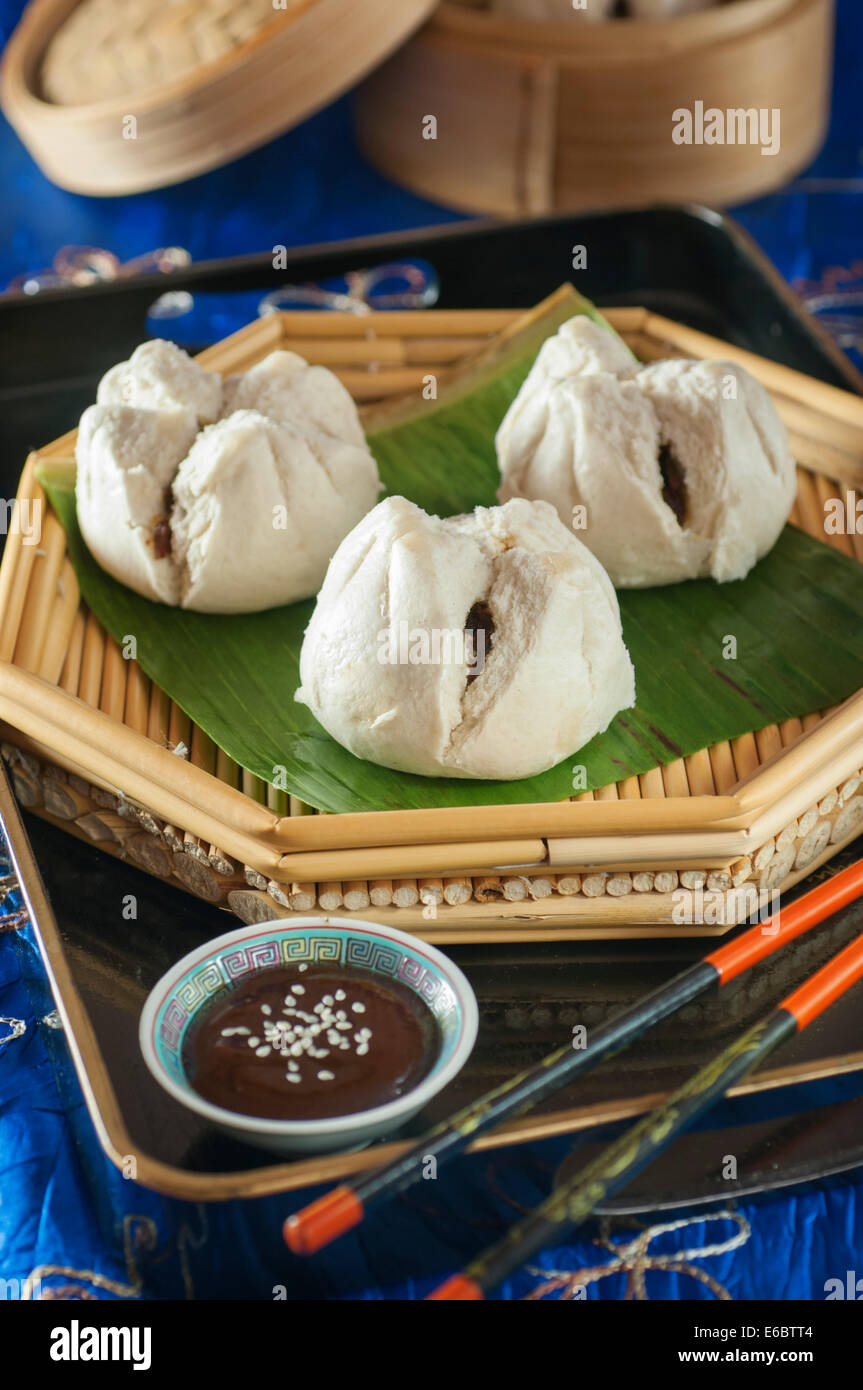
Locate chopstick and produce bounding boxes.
[284,858,863,1256]
[427,921,863,1299]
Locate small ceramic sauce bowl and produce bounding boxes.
[139,916,478,1156]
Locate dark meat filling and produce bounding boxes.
[658,443,688,527]
[465,600,495,685]
[152,486,174,560]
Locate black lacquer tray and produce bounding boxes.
[3,206,863,1202]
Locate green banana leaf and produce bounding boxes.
[38,290,863,814]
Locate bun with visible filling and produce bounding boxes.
[75,341,381,613]
[296,495,635,780]
[496,316,796,587]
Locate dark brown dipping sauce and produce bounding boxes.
[658,443,688,526]
[183,965,438,1120]
[465,600,495,684]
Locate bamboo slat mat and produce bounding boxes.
[1,302,863,940]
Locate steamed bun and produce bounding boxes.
[97,338,222,424]
[496,316,796,587]
[75,341,381,612]
[295,496,635,780]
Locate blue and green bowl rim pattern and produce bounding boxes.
[141,917,478,1134]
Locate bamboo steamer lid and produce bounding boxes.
[0,0,440,194]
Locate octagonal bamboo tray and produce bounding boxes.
[1,301,863,943]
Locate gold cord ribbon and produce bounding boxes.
[0,1017,26,1046]
[23,1207,209,1301]
[524,1209,751,1301]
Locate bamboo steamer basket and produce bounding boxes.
[354,0,835,216]
[0,0,439,195]
[2,295,863,942]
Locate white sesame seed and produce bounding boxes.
[255,1045,271,1058]
[356,1044,369,1056]
[261,1003,272,1016]
[351,1002,366,1014]
[284,995,296,1008]
[248,1036,261,1048]
[298,965,308,973]
[220,1026,251,1037]
[317,1070,335,1082]
[335,990,346,1001]
[294,983,306,992]
[290,1042,303,1056]
[287,1073,301,1083]
[322,994,334,1007]
[288,1061,299,1072]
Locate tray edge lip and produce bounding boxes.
[1,198,859,405]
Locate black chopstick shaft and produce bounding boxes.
[357,958,719,1207]
[460,1008,797,1295]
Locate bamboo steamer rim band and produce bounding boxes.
[431,0,811,58]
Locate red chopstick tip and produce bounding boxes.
[425,1274,485,1301]
[283,1186,364,1255]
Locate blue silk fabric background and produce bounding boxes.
[1,0,863,1301]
